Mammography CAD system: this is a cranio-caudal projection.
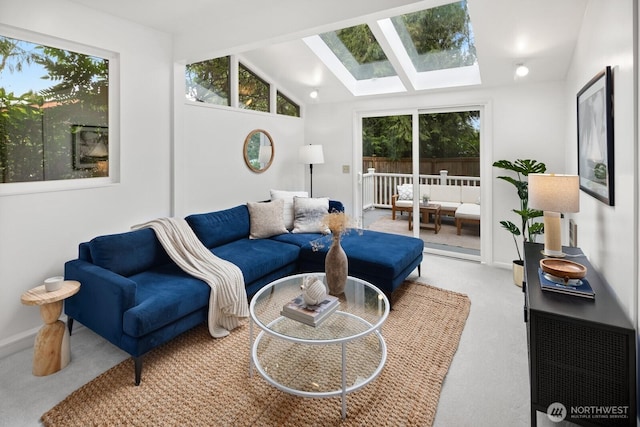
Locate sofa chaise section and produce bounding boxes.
[273,229,423,298]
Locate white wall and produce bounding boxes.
[0,0,308,354]
[0,0,173,353]
[305,81,568,266]
[564,0,636,320]
[178,103,306,216]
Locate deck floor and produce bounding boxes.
[363,207,480,256]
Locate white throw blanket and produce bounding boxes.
[132,217,248,338]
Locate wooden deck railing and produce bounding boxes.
[362,169,480,210]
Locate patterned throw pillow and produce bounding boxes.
[270,189,309,230]
[397,184,413,200]
[247,199,289,239]
[292,197,330,234]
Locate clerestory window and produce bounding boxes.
[276,91,300,117]
[238,63,270,112]
[185,56,230,105]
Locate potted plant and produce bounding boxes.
[493,159,546,286]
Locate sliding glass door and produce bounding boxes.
[360,108,481,259]
[360,113,414,234]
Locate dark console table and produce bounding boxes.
[524,243,636,426]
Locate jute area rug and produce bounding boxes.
[42,281,471,427]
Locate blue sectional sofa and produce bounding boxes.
[64,201,423,385]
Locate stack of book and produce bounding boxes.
[538,269,595,299]
[280,294,340,326]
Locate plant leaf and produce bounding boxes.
[499,220,521,236]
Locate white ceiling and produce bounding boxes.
[69,0,588,104]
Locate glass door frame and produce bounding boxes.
[354,103,492,264]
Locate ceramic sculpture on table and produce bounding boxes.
[301,275,327,306]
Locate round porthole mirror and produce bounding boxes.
[243,129,274,173]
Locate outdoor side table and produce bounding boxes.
[20,280,80,376]
[408,203,441,233]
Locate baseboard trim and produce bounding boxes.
[0,325,39,359]
[0,314,80,359]
[424,247,481,262]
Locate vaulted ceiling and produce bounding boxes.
[69,0,588,104]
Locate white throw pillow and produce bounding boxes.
[292,197,329,234]
[270,189,309,230]
[246,199,288,239]
[397,184,413,200]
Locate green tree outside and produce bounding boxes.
[363,111,479,161]
[0,35,108,183]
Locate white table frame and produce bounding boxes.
[248,273,389,419]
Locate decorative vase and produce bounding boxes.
[325,234,348,296]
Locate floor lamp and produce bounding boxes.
[528,173,580,257]
[299,144,324,197]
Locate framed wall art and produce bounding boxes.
[576,66,614,206]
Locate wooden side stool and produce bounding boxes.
[20,280,80,376]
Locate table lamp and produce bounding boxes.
[299,144,324,197]
[528,174,579,257]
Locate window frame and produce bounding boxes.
[238,62,270,113]
[184,56,303,119]
[0,25,120,197]
[276,91,301,117]
[185,56,231,106]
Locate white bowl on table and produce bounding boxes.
[44,276,64,292]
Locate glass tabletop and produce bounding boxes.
[250,273,389,344]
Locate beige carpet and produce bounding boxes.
[368,213,480,251]
[41,282,471,427]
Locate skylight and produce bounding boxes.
[390,7,477,73]
[318,24,395,80]
[303,1,480,96]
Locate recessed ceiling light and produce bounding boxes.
[309,89,319,99]
[515,64,529,77]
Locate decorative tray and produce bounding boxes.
[539,258,587,282]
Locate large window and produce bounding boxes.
[0,34,110,184]
[185,56,230,105]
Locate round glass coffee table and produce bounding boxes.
[249,273,389,419]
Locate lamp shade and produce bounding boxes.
[528,174,580,213]
[299,144,324,165]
